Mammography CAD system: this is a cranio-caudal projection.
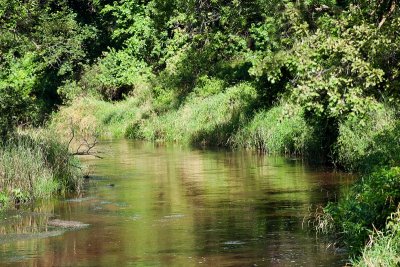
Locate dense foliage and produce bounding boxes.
[2,0,399,154]
[322,167,400,253]
[0,0,97,137]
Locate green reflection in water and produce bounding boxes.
[0,140,353,266]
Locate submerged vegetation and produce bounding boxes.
[1,0,400,264]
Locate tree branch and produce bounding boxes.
[378,0,396,29]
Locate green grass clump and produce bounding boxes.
[354,209,400,267]
[322,167,400,255]
[336,104,400,171]
[231,102,317,155]
[0,130,83,207]
[134,82,257,146]
[51,96,153,139]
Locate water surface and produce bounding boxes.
[0,140,353,266]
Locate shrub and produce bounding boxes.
[336,104,400,171]
[231,102,318,155]
[322,167,400,255]
[57,80,88,104]
[0,53,40,139]
[79,49,154,101]
[151,85,180,113]
[191,76,225,98]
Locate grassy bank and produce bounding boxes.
[231,102,319,155]
[317,168,400,252]
[132,83,258,146]
[315,105,400,264]
[52,87,321,155]
[51,96,151,139]
[0,130,83,210]
[51,93,400,265]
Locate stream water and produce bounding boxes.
[0,140,353,266]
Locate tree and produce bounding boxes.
[0,0,95,137]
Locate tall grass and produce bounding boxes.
[51,96,153,139]
[336,104,400,171]
[231,102,318,155]
[132,82,258,146]
[0,130,82,208]
[354,208,400,267]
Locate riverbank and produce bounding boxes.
[51,92,321,157]
[0,130,83,210]
[52,90,400,168]
[50,92,400,265]
[313,167,400,265]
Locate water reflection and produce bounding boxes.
[0,140,353,266]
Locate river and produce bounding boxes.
[0,140,353,266]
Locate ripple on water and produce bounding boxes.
[163,214,185,219]
[0,230,66,245]
[223,241,246,245]
[130,214,142,221]
[65,197,95,203]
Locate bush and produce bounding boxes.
[322,167,400,255]
[0,130,83,206]
[151,85,180,113]
[0,53,40,139]
[191,76,225,98]
[231,102,318,155]
[336,105,400,171]
[79,49,154,101]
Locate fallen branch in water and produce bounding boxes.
[66,118,103,159]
